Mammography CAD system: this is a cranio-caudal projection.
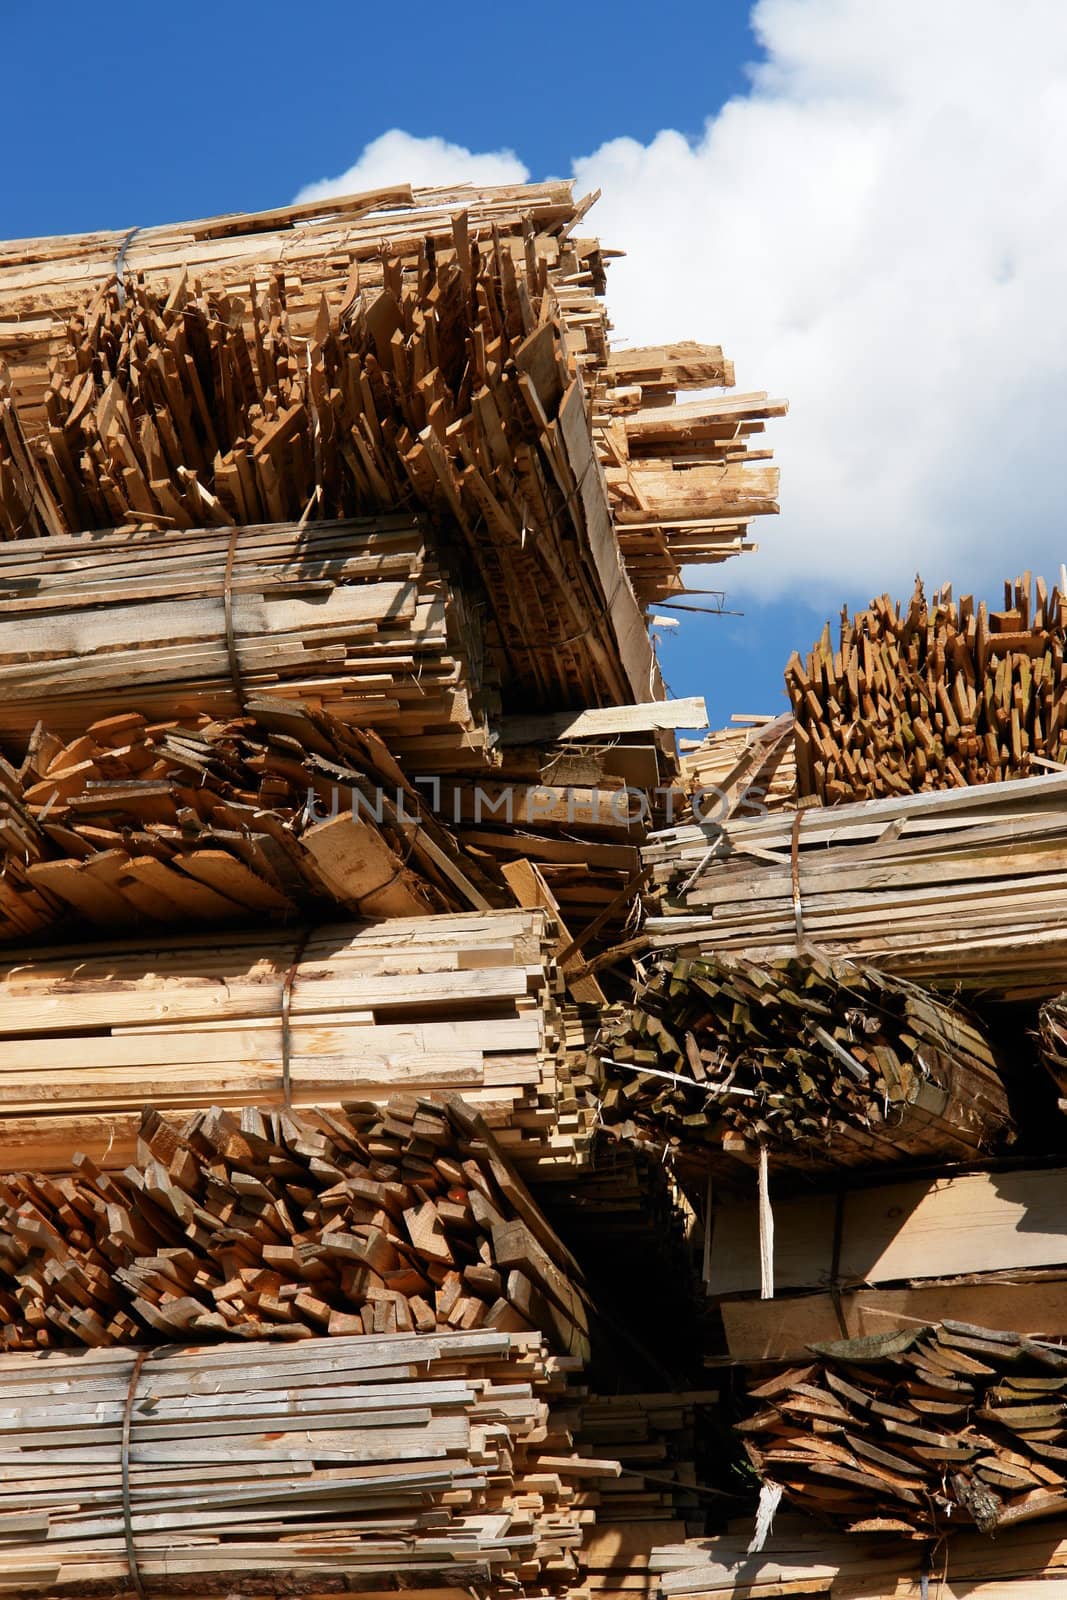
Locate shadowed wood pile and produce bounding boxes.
[741,1321,1067,1537]
[0,700,497,942]
[598,953,1010,1172]
[787,574,1067,804]
[645,772,1067,999]
[649,1511,1067,1599]
[0,910,594,1175]
[0,1096,591,1357]
[0,1326,602,1597]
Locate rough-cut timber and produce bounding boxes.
[0,1096,592,1357]
[0,910,596,1175]
[787,573,1067,803]
[0,1326,598,1597]
[740,1321,1067,1537]
[645,771,1067,999]
[0,700,501,942]
[598,952,1010,1172]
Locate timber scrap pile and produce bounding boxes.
[614,574,1067,1580]
[787,572,1067,804]
[0,178,789,1600]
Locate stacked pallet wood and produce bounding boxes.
[739,1320,1067,1537]
[705,1164,1067,1362]
[644,771,1067,998]
[0,1095,592,1356]
[0,910,595,1175]
[597,952,1010,1173]
[787,573,1067,803]
[0,700,501,942]
[0,516,497,763]
[0,1326,600,1597]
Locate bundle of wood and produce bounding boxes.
[0,516,497,763]
[0,1325,602,1597]
[0,1095,592,1357]
[787,574,1067,804]
[598,952,1010,1172]
[595,383,785,607]
[0,910,590,1175]
[650,1512,1067,1600]
[678,714,796,820]
[645,771,1067,998]
[0,182,783,614]
[0,700,501,942]
[707,1165,1067,1363]
[740,1320,1067,1537]
[577,1389,720,1600]
[0,212,658,711]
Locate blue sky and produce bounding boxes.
[5,0,1063,731]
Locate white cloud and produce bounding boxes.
[575,0,1067,599]
[295,9,1067,602]
[295,130,528,204]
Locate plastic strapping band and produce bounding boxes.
[281,929,311,1107]
[223,523,245,710]
[121,1349,149,1599]
[829,1188,849,1338]
[114,228,141,308]
[790,808,806,950]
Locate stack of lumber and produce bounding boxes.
[0,700,499,942]
[0,1326,601,1597]
[787,573,1067,803]
[1,198,664,710]
[0,183,782,613]
[644,771,1067,998]
[593,374,785,607]
[0,516,497,763]
[678,714,796,820]
[739,1320,1067,1536]
[0,1095,592,1357]
[598,952,1010,1172]
[0,910,594,1175]
[576,1389,720,1600]
[706,1164,1067,1362]
[650,1512,1067,1600]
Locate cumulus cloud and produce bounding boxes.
[294,5,1067,601]
[574,0,1067,600]
[295,130,528,204]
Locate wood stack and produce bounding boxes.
[0,1325,600,1597]
[0,183,782,614]
[0,910,593,1176]
[645,771,1067,998]
[0,516,496,763]
[678,714,797,821]
[598,952,1011,1173]
[739,1320,1067,1537]
[0,1095,592,1357]
[787,573,1067,803]
[0,700,501,942]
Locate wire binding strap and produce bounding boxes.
[121,1349,149,1600]
[280,929,312,1107]
[114,227,141,308]
[829,1187,849,1337]
[223,523,245,710]
[790,808,806,950]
